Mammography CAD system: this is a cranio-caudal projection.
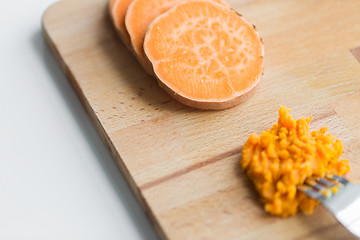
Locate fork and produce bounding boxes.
[299,175,360,238]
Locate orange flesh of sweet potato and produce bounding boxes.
[144,0,264,109]
[109,0,133,48]
[125,0,229,73]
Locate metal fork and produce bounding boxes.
[299,175,360,238]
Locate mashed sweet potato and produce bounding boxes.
[241,106,350,217]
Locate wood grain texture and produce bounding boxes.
[42,0,360,239]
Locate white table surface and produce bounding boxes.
[0,0,158,239]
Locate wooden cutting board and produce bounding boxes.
[43,0,360,239]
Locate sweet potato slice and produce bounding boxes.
[109,0,116,10]
[109,0,133,48]
[125,0,229,74]
[144,0,264,110]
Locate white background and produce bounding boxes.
[0,0,158,239]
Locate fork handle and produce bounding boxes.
[323,183,360,238]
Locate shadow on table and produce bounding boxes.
[31,29,159,240]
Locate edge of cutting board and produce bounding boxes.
[41,2,167,239]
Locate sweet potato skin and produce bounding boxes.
[109,0,133,49]
[109,0,156,75]
[156,78,256,110]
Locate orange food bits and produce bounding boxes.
[241,106,350,217]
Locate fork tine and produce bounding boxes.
[299,175,350,202]
[305,178,327,191]
[318,177,336,187]
[330,174,349,185]
[298,185,326,201]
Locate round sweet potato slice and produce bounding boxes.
[144,0,264,110]
[125,0,229,75]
